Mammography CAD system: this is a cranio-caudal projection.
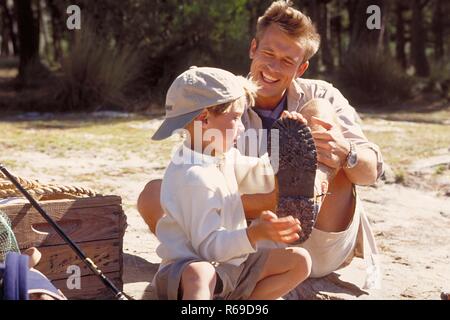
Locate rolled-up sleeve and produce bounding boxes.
[325,87,385,180]
[233,150,275,195]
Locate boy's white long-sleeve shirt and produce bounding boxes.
[156,144,275,268]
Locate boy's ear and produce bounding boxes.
[195,110,208,125]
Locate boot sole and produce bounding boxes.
[269,117,319,244]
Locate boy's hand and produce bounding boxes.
[247,211,301,247]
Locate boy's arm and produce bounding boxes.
[175,185,301,263]
[179,185,256,263]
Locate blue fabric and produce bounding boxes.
[2,252,29,300]
[1,252,63,300]
[253,95,287,130]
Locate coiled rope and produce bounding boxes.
[0,172,97,199]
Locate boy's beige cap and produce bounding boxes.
[152,66,245,140]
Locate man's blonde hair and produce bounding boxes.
[208,76,258,115]
[256,0,320,63]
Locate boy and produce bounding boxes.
[151,67,311,300]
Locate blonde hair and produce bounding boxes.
[208,76,258,115]
[256,0,320,63]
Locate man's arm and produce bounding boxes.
[310,85,384,185]
[312,125,379,186]
[343,146,378,186]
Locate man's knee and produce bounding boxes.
[286,247,312,278]
[137,179,163,233]
[300,98,338,129]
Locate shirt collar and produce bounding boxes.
[175,142,225,167]
[253,94,287,119]
[286,79,305,112]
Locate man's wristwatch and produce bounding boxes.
[345,141,358,169]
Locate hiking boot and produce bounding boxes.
[269,117,322,244]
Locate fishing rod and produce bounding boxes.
[0,163,132,300]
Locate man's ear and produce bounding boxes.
[249,38,257,59]
[296,61,309,78]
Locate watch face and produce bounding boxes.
[347,152,358,168]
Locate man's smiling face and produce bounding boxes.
[249,23,308,109]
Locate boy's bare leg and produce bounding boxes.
[180,262,217,300]
[137,179,164,234]
[248,247,311,300]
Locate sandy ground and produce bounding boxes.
[1,117,449,300]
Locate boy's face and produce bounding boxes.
[249,24,308,108]
[204,100,245,155]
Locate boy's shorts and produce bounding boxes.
[154,250,270,300]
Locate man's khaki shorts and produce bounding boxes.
[299,190,364,278]
[256,189,367,278]
[153,250,270,300]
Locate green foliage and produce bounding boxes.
[66,0,254,105]
[337,46,414,105]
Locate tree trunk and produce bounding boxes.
[14,0,41,81]
[317,1,334,72]
[410,0,430,76]
[344,0,358,41]
[0,0,18,55]
[349,0,386,52]
[46,0,63,63]
[307,0,319,74]
[0,4,9,55]
[330,0,343,67]
[432,0,444,60]
[246,0,270,39]
[395,1,407,69]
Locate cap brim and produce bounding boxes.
[151,109,204,140]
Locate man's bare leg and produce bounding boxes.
[137,179,164,234]
[300,99,355,233]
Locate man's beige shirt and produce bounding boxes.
[242,78,384,179]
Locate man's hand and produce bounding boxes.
[310,116,350,170]
[247,211,301,247]
[280,110,308,125]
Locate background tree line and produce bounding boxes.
[0,0,449,112]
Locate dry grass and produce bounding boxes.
[0,109,448,193]
[337,46,414,105]
[55,24,143,112]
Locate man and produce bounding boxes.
[138,0,383,286]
